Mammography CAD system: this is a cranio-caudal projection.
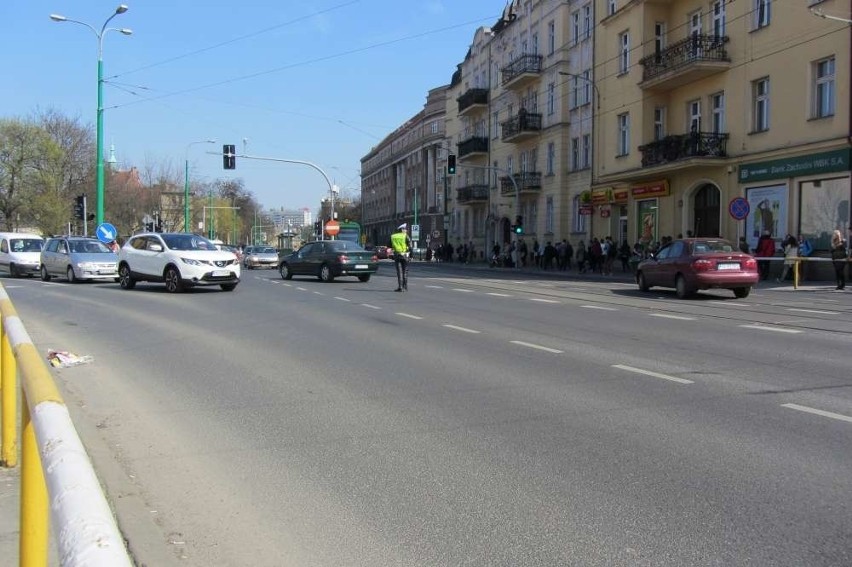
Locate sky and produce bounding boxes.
[2,1,501,215]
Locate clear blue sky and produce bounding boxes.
[3,1,499,215]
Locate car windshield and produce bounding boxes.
[328,241,365,252]
[11,238,42,252]
[161,234,217,251]
[258,247,276,254]
[70,240,111,253]
[692,240,735,254]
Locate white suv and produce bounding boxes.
[118,233,240,292]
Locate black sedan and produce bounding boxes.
[278,240,378,282]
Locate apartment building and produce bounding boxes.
[593,0,850,252]
[446,0,596,255]
[360,86,448,249]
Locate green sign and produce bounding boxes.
[738,148,850,183]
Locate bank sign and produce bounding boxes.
[738,148,850,183]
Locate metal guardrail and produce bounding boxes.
[0,284,132,566]
[756,255,849,289]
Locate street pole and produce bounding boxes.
[413,185,418,249]
[185,139,215,233]
[208,190,214,239]
[50,5,132,227]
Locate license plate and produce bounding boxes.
[355,264,368,270]
[717,262,740,270]
[212,270,230,277]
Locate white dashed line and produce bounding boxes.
[361,304,381,310]
[510,340,563,354]
[396,312,423,320]
[425,285,443,289]
[442,324,480,334]
[650,313,696,321]
[313,291,324,296]
[786,308,839,315]
[334,296,350,302]
[529,298,560,304]
[581,305,618,311]
[724,302,749,307]
[612,364,693,384]
[739,324,802,334]
[452,288,474,293]
[487,292,512,297]
[296,287,308,291]
[782,403,852,424]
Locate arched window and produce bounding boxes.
[693,184,720,237]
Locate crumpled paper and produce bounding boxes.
[47,349,94,368]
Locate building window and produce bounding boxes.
[608,0,616,16]
[583,4,592,39]
[712,1,726,37]
[814,56,835,118]
[654,22,666,56]
[617,113,630,156]
[572,11,580,45]
[547,82,556,115]
[582,134,591,169]
[492,111,499,139]
[571,138,580,170]
[546,196,554,234]
[571,76,579,108]
[431,122,439,134]
[619,32,630,74]
[582,70,591,105]
[547,142,555,175]
[548,20,555,55]
[573,195,587,233]
[654,107,666,140]
[711,92,725,133]
[753,78,770,132]
[688,99,702,132]
[754,0,770,29]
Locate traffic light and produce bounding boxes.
[223,144,236,170]
[513,215,524,234]
[73,195,85,220]
[447,154,456,175]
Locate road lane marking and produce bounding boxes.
[510,340,563,354]
[786,308,839,315]
[529,298,560,304]
[487,292,512,297]
[739,324,802,334]
[313,291,325,296]
[452,288,474,293]
[725,302,749,307]
[442,324,480,334]
[296,287,308,291]
[782,403,852,424]
[650,313,696,321]
[425,285,443,289]
[280,283,292,287]
[612,364,693,384]
[361,303,381,310]
[396,312,423,320]
[581,305,618,311]
[334,296,350,302]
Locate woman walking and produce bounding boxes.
[830,229,846,290]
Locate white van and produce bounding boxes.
[0,232,44,277]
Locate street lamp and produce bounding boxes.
[185,139,216,232]
[50,5,132,227]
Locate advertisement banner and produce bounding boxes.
[637,199,658,245]
[746,184,788,251]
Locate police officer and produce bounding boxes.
[390,223,412,292]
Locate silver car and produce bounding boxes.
[40,236,119,283]
[244,246,279,269]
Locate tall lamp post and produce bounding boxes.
[50,5,132,226]
[184,139,216,232]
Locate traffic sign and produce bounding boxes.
[96,222,118,244]
[728,197,750,220]
[324,220,340,236]
[411,224,420,240]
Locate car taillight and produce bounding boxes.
[692,258,713,272]
[743,257,758,270]
[337,254,349,263]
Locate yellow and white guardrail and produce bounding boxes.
[0,284,132,566]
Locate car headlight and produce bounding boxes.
[180,258,204,266]
[76,262,96,269]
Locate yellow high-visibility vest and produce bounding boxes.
[390,232,409,254]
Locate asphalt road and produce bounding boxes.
[4,262,851,566]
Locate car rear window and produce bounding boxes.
[692,240,735,254]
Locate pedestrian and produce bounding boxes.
[389,223,412,292]
[831,229,846,290]
[776,234,798,283]
[755,230,776,280]
[576,241,587,273]
[619,240,631,272]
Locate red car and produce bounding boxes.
[636,238,759,299]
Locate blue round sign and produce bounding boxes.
[95,222,118,244]
[728,197,750,221]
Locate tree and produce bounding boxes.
[0,118,59,231]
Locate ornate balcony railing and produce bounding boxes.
[500,112,542,141]
[457,88,489,115]
[639,34,730,84]
[457,136,489,159]
[638,131,729,168]
[456,184,490,203]
[500,171,542,195]
[501,54,543,87]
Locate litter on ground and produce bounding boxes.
[47,349,94,368]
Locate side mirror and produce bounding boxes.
[148,243,163,252]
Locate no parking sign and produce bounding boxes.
[728,197,750,220]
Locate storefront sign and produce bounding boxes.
[591,188,614,205]
[612,188,629,204]
[631,180,670,198]
[579,204,593,215]
[738,148,851,183]
[600,207,611,218]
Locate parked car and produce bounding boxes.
[0,232,44,277]
[636,238,759,299]
[278,240,378,282]
[244,245,279,269]
[118,232,240,293]
[40,236,118,282]
[374,245,390,260]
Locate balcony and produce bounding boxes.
[501,54,543,89]
[501,112,542,142]
[457,88,489,116]
[457,136,489,159]
[500,171,542,195]
[639,35,731,91]
[456,184,490,204]
[638,131,729,168]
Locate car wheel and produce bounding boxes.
[675,275,691,299]
[279,263,292,280]
[164,266,184,293]
[118,264,136,290]
[40,265,51,282]
[66,266,77,283]
[319,264,334,282]
[9,263,19,278]
[220,283,237,292]
[358,274,371,283]
[733,287,751,299]
[637,272,649,292]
